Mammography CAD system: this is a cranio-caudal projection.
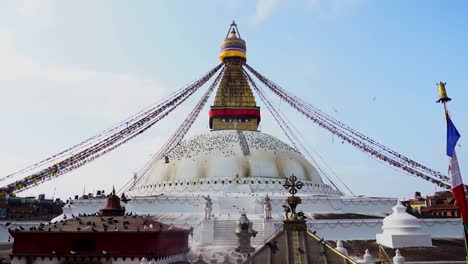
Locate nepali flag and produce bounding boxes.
[446,112,468,230]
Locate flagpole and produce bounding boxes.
[436,82,468,264]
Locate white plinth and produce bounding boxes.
[376,233,432,249]
[200,219,214,245]
[262,219,276,241]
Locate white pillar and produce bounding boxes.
[262,219,275,241]
[200,219,214,245]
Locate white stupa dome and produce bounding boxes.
[130,130,341,196]
[143,130,323,184]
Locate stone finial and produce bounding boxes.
[335,240,348,256]
[393,249,405,264]
[363,249,373,263]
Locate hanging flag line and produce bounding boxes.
[0,64,223,197]
[2,64,223,183]
[118,67,226,194]
[244,64,450,189]
[245,64,449,183]
[244,69,349,195]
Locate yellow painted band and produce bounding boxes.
[219,50,247,61]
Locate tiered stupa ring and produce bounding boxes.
[219,21,247,62]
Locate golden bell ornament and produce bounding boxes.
[436,82,451,103]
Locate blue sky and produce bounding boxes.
[1,0,467,199]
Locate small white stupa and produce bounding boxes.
[335,240,348,256]
[393,249,406,264]
[376,201,432,248]
[361,249,374,263]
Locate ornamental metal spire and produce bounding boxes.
[282,175,307,230]
[282,174,304,196]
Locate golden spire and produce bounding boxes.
[209,22,260,131]
[213,62,256,107]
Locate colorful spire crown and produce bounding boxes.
[219,21,247,62]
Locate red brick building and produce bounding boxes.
[9,189,190,264]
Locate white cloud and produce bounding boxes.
[0,31,176,197]
[252,0,280,24]
[0,31,167,121]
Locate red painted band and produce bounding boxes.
[209,109,261,120]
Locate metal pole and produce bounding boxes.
[442,101,468,264]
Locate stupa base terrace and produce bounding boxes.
[60,193,462,245]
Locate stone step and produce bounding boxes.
[213,220,264,246]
